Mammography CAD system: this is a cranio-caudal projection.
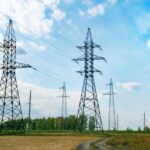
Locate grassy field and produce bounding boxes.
[107,134,150,150]
[0,134,101,150]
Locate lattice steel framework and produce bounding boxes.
[57,82,69,130]
[58,82,69,118]
[28,90,32,120]
[104,79,116,130]
[0,20,33,132]
[73,28,106,132]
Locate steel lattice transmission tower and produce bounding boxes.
[58,82,69,118]
[104,79,116,130]
[58,82,69,130]
[0,20,34,131]
[73,28,107,132]
[28,90,32,120]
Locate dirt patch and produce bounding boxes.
[0,135,99,150]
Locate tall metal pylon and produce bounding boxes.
[58,82,69,118]
[144,112,146,130]
[57,82,69,130]
[0,19,34,132]
[117,113,118,131]
[73,28,107,132]
[28,90,32,120]
[104,79,116,130]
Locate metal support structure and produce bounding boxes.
[57,82,69,129]
[73,28,106,132]
[104,79,116,131]
[0,19,34,132]
[144,112,146,130]
[117,114,118,131]
[58,82,69,118]
[28,90,31,120]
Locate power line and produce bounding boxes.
[36,67,79,88]
[41,1,83,40]
[17,1,82,57]
[103,79,116,131]
[0,10,72,60]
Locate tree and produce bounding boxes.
[88,116,95,131]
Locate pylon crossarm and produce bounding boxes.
[15,62,36,70]
[93,69,103,75]
[93,56,107,62]
[72,57,85,64]
[76,45,85,51]
[76,70,84,75]
[92,43,102,50]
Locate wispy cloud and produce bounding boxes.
[117,82,141,91]
[79,0,117,17]
[0,0,66,37]
[147,39,150,48]
[87,4,106,17]
[18,80,80,118]
[17,40,46,53]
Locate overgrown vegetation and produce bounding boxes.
[1,115,99,133]
[107,134,150,150]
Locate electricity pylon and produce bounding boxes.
[0,19,35,132]
[117,114,118,131]
[104,79,116,131]
[26,90,32,132]
[28,90,32,120]
[58,82,69,118]
[57,82,69,130]
[143,112,147,131]
[73,28,107,132]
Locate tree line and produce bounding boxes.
[1,115,96,132]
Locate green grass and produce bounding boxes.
[107,134,150,150]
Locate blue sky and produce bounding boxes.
[0,0,150,130]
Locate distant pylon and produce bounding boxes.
[117,114,118,131]
[144,112,146,130]
[57,82,69,129]
[58,82,69,118]
[73,28,107,132]
[28,90,32,120]
[0,19,35,132]
[104,79,116,130]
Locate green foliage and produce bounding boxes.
[23,115,78,131]
[107,134,150,150]
[88,116,95,131]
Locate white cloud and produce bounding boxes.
[28,41,46,51]
[17,40,46,53]
[51,7,66,21]
[80,0,117,17]
[147,39,150,48]
[42,0,66,21]
[18,80,80,118]
[79,9,85,17]
[118,82,141,91]
[87,4,106,16]
[0,0,66,37]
